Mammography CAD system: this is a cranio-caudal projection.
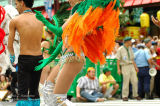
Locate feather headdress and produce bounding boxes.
[62,0,120,64]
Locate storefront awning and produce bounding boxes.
[124,0,160,8]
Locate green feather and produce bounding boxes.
[71,3,80,15]
[75,0,120,15]
[54,3,71,26]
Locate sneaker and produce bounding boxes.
[134,96,142,100]
[122,97,128,101]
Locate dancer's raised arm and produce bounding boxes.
[35,10,63,37]
[152,15,160,28]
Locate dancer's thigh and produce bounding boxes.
[40,65,50,84]
[47,64,60,83]
[61,61,84,76]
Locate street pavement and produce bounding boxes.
[0,99,160,106]
[75,99,160,106]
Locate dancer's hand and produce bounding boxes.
[35,10,46,22]
[135,67,139,73]
[151,15,160,28]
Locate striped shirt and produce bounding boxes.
[77,76,100,94]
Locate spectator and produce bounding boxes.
[147,36,153,41]
[76,67,105,102]
[131,39,138,53]
[106,43,120,59]
[154,48,160,98]
[135,44,152,99]
[151,41,158,58]
[144,38,158,99]
[99,67,119,100]
[153,36,158,42]
[116,37,141,101]
[0,75,10,90]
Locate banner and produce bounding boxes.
[126,27,140,39]
[117,26,149,40]
[44,0,53,20]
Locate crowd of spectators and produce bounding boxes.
[75,35,160,102]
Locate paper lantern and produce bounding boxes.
[140,13,150,27]
[157,10,160,21]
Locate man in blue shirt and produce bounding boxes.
[135,43,152,99]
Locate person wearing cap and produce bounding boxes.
[144,38,158,60]
[151,40,158,59]
[134,43,152,99]
[116,36,141,101]
[76,67,105,102]
[144,38,160,99]
[152,41,158,53]
[99,67,119,99]
[131,39,138,53]
[144,38,152,55]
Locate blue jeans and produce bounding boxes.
[80,90,103,102]
[137,66,151,98]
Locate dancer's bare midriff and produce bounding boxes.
[62,36,75,54]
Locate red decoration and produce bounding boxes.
[124,0,160,7]
[0,6,6,54]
